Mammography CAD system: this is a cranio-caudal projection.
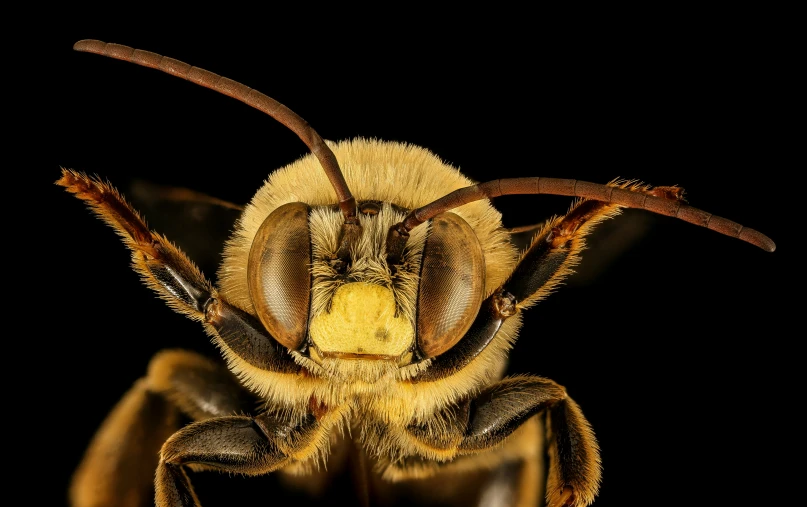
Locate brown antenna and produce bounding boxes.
[386,177,775,261]
[72,40,357,222]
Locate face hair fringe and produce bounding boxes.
[309,203,428,327]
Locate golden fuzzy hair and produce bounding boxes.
[218,138,518,314]
[308,204,427,327]
[211,138,525,423]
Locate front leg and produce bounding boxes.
[420,183,686,381]
[56,169,299,374]
[156,410,330,507]
[399,377,599,507]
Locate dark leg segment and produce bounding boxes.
[155,412,320,507]
[509,184,686,307]
[545,396,600,507]
[417,290,516,381]
[459,377,566,451]
[420,183,684,382]
[147,350,259,420]
[70,350,257,507]
[56,169,299,374]
[507,197,622,306]
[404,376,600,507]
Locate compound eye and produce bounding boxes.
[248,202,311,351]
[416,212,485,358]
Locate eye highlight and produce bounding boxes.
[416,212,485,358]
[247,202,312,351]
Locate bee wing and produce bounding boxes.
[127,179,244,279]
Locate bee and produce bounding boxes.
[59,40,776,507]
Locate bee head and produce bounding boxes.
[247,195,486,371]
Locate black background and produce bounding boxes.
[37,14,794,507]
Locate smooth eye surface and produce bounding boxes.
[248,202,311,350]
[416,212,485,358]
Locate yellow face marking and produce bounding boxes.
[309,282,414,357]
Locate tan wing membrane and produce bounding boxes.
[417,213,485,358]
[248,202,312,351]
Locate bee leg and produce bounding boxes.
[56,169,300,374]
[125,179,244,275]
[458,376,600,507]
[155,411,324,507]
[70,350,257,507]
[145,349,259,420]
[422,183,684,381]
[402,377,598,507]
[506,184,685,308]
